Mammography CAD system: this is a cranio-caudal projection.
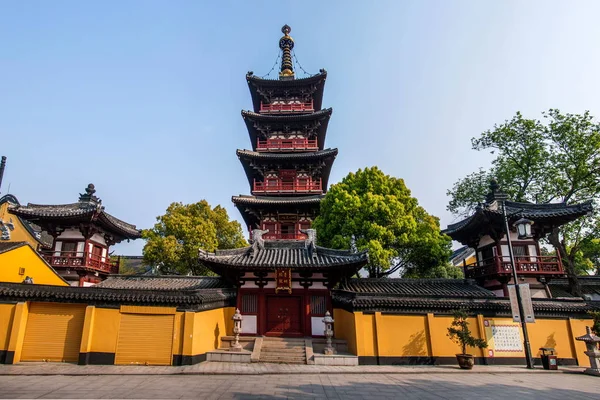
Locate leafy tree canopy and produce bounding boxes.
[313,167,455,278]
[447,110,600,293]
[142,201,247,275]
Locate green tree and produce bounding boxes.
[313,167,453,278]
[447,110,600,295]
[447,310,488,355]
[142,201,247,275]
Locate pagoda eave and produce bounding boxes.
[242,108,332,151]
[232,194,324,229]
[246,71,327,112]
[236,148,337,191]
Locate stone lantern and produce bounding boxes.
[230,308,243,352]
[323,311,335,355]
[575,327,600,377]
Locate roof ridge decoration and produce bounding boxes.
[250,228,268,257]
[279,25,294,80]
[78,183,102,207]
[300,228,317,258]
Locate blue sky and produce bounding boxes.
[2,1,600,255]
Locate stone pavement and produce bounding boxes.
[0,362,588,375]
[0,371,598,399]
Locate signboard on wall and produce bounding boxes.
[508,284,535,323]
[275,268,292,294]
[490,325,523,352]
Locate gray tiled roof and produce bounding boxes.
[236,148,338,162]
[232,195,324,206]
[338,278,494,298]
[0,281,236,311]
[11,202,141,239]
[333,279,594,318]
[199,240,368,270]
[0,241,28,254]
[443,200,593,245]
[241,108,332,122]
[548,276,600,298]
[96,275,231,290]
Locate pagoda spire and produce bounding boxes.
[279,24,295,80]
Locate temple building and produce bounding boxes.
[9,184,141,286]
[0,26,596,368]
[443,181,593,297]
[200,25,368,339]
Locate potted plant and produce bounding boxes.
[447,310,488,370]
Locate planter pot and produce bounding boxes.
[456,354,475,370]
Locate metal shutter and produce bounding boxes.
[115,313,174,366]
[21,302,86,362]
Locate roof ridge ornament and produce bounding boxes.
[249,228,269,257]
[279,24,295,80]
[485,179,509,204]
[79,183,101,205]
[300,228,317,258]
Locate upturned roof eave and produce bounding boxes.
[241,108,332,150]
[246,71,327,112]
[236,148,338,190]
[10,203,141,241]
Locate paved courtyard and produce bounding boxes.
[0,370,598,399]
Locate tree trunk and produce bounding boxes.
[548,228,582,297]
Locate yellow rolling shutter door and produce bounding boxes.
[115,313,174,365]
[21,302,86,362]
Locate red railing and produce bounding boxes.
[257,138,318,152]
[42,251,119,274]
[262,232,308,240]
[260,101,314,113]
[253,179,322,194]
[465,256,563,279]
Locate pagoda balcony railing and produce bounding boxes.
[257,138,318,152]
[42,251,119,274]
[464,255,563,280]
[253,179,323,194]
[261,232,308,240]
[260,101,314,114]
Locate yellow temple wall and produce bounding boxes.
[191,307,235,357]
[0,245,67,286]
[0,301,235,365]
[333,309,593,367]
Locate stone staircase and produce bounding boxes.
[259,337,307,364]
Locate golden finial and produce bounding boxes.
[279,25,295,79]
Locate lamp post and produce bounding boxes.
[500,200,535,369]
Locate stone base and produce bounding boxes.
[583,368,600,377]
[206,349,252,363]
[313,353,358,366]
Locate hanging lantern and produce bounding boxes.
[514,218,534,239]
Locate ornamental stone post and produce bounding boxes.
[576,327,600,377]
[230,308,243,352]
[323,311,335,355]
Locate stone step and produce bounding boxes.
[261,345,305,350]
[261,349,306,355]
[259,356,307,363]
[259,360,306,365]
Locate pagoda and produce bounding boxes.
[200,26,368,338]
[10,184,142,286]
[233,24,335,239]
[443,181,593,298]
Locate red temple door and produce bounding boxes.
[265,296,302,336]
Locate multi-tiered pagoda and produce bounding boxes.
[233,25,335,239]
[200,26,367,338]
